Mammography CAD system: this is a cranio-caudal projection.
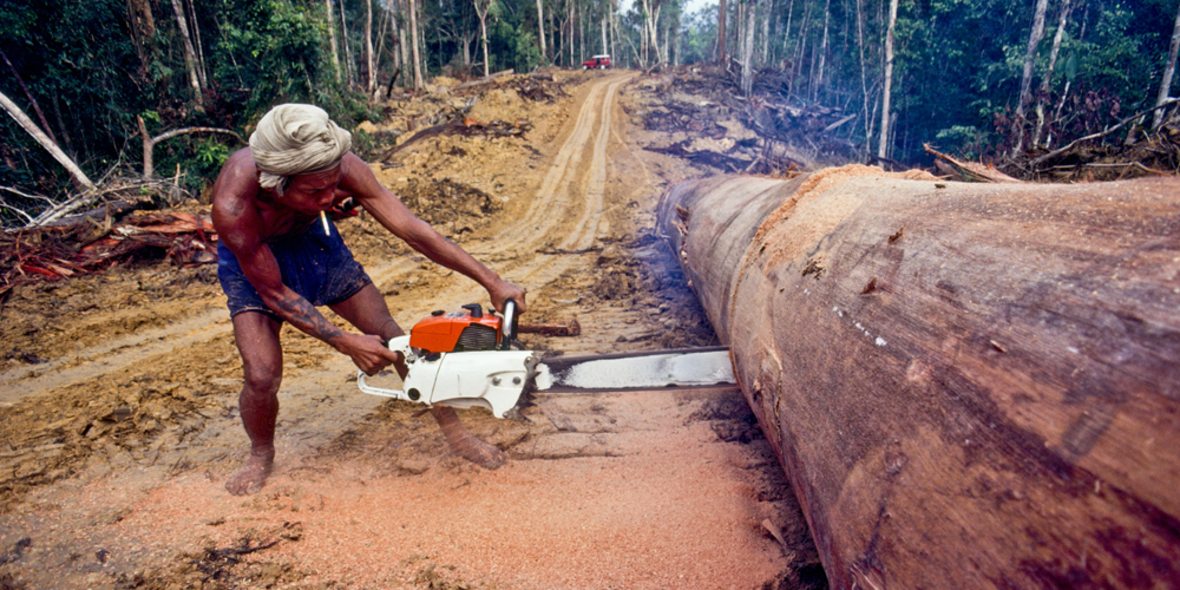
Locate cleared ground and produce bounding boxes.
[0,71,824,589]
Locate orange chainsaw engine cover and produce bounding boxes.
[409,305,503,354]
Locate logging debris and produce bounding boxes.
[1,211,217,300]
[632,63,857,175]
[1003,95,1180,180]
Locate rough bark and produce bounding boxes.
[658,167,1180,590]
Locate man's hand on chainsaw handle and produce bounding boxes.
[488,278,528,314]
[331,332,404,376]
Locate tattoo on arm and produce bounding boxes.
[273,292,345,343]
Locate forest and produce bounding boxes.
[1,0,1178,227]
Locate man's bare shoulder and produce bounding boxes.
[211,149,264,234]
[337,152,383,196]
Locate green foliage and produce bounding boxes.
[1,0,1176,206]
[513,29,543,72]
[210,0,328,112]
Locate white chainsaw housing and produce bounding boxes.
[356,335,536,419]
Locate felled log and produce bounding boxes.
[657,165,1180,589]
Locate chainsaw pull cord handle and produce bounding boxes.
[500,298,518,350]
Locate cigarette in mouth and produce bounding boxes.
[320,211,331,235]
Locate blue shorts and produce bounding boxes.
[217,219,372,321]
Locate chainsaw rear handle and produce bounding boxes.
[357,335,414,399]
[500,298,519,350]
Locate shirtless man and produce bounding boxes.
[211,103,526,495]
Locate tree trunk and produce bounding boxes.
[168,0,203,106]
[185,0,207,88]
[1033,0,1072,148]
[326,0,342,83]
[741,0,756,96]
[410,0,423,87]
[1153,0,1180,129]
[760,0,771,65]
[644,0,663,65]
[536,0,548,61]
[856,0,872,152]
[601,13,608,56]
[341,0,356,85]
[126,0,157,71]
[716,0,727,63]
[0,90,93,190]
[475,0,491,78]
[814,0,831,100]
[658,168,1180,590]
[793,0,812,85]
[877,0,898,159]
[1010,0,1050,156]
[365,0,376,95]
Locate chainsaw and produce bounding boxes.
[356,300,735,420]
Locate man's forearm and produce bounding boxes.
[267,290,347,345]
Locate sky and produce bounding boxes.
[618,0,717,17]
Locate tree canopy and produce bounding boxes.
[1,0,1176,226]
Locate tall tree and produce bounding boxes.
[366,0,376,95]
[474,0,493,76]
[1010,0,1050,156]
[717,0,727,62]
[1033,0,1072,147]
[877,0,898,159]
[741,0,756,95]
[410,0,423,87]
[340,0,356,85]
[1154,0,1180,129]
[169,0,204,106]
[326,0,342,83]
[536,0,548,61]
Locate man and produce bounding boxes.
[211,103,526,495]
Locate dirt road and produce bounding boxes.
[0,71,823,589]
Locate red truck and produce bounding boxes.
[581,55,611,70]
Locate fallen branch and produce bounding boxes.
[137,116,246,178]
[925,144,1023,183]
[1030,97,1180,166]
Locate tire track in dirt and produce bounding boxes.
[0,305,229,406]
[364,72,634,317]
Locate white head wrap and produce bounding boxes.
[249,104,352,190]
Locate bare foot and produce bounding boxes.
[431,406,506,469]
[226,448,275,495]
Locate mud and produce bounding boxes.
[0,69,825,589]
